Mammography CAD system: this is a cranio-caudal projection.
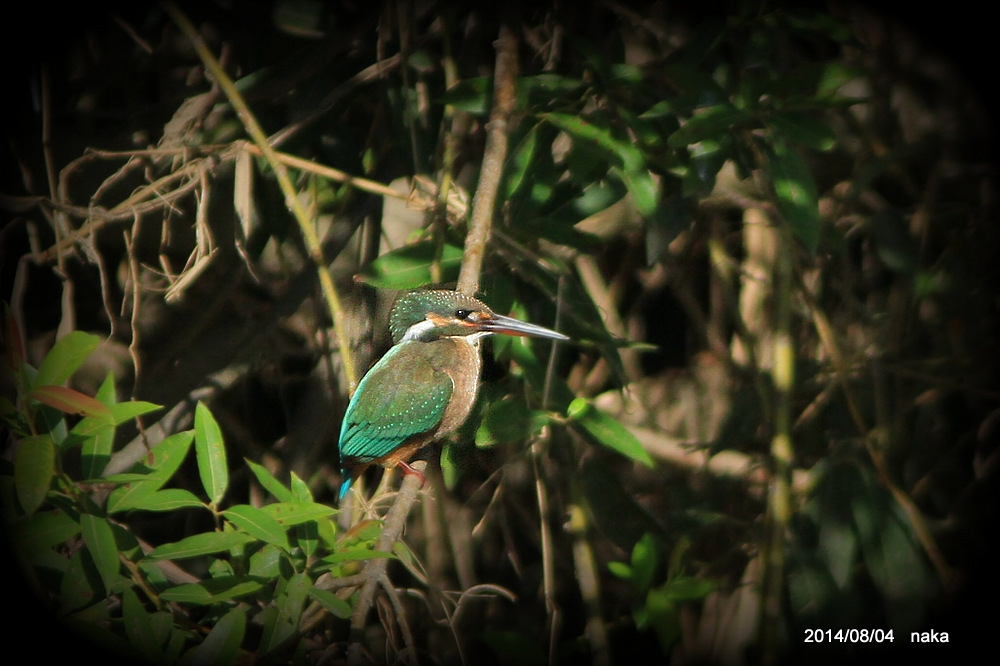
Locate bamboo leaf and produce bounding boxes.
[356,242,464,289]
[194,402,229,506]
[568,398,655,468]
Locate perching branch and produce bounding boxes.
[456,21,518,297]
[346,19,520,664]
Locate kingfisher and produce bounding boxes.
[337,289,568,501]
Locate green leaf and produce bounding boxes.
[851,465,931,630]
[660,575,716,602]
[31,331,101,389]
[60,549,102,613]
[27,385,113,422]
[79,374,117,478]
[146,531,256,561]
[108,400,162,425]
[316,547,395,569]
[145,431,196,486]
[194,402,229,506]
[667,104,748,148]
[475,395,549,448]
[356,242,464,289]
[14,434,55,515]
[607,561,632,580]
[505,125,541,200]
[568,398,655,468]
[645,587,682,654]
[223,504,291,551]
[260,501,335,527]
[289,472,312,502]
[160,578,264,605]
[816,62,864,98]
[122,586,163,662]
[113,488,205,513]
[619,164,659,218]
[768,111,837,151]
[631,533,659,593]
[181,607,245,666]
[770,136,821,253]
[279,572,311,627]
[436,76,490,114]
[308,587,353,619]
[542,112,658,217]
[246,459,294,502]
[81,513,121,592]
[11,509,80,555]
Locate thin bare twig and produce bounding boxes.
[162,1,358,388]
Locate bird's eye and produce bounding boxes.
[454,309,472,320]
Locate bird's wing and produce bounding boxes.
[338,343,454,464]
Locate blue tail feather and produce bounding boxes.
[337,473,353,502]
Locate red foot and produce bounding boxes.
[397,460,426,487]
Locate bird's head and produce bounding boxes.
[388,290,569,344]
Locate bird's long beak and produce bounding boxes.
[481,313,570,341]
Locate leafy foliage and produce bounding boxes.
[2,1,997,664]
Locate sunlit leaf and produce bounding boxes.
[289,472,312,502]
[260,501,335,526]
[224,504,290,551]
[194,402,228,506]
[356,242,464,289]
[31,331,101,389]
[246,459,294,502]
[145,531,255,561]
[78,374,117,478]
[568,398,655,468]
[28,385,113,422]
[108,400,162,425]
[112,488,205,513]
[631,533,659,593]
